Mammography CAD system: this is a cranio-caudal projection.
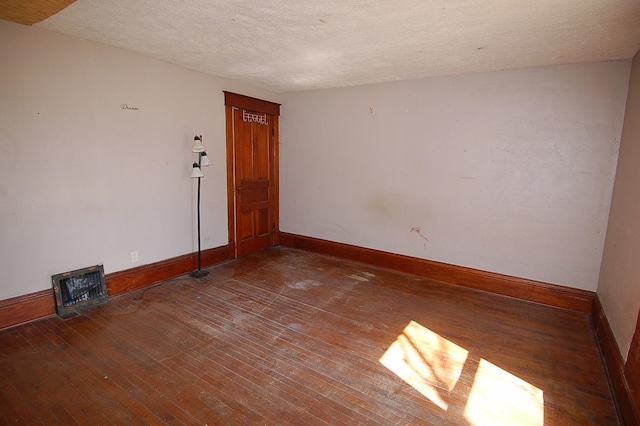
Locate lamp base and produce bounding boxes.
[189,269,209,278]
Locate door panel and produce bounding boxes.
[234,108,271,256]
[231,101,277,257]
[225,92,280,258]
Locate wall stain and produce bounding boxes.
[411,226,429,251]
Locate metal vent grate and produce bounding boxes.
[52,265,108,318]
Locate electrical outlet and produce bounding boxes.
[130,251,139,263]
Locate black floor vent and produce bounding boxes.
[52,265,108,318]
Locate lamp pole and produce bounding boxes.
[190,136,209,278]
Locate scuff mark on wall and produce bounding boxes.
[411,226,429,251]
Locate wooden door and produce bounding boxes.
[225,92,280,258]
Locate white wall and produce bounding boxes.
[0,20,278,300]
[280,61,630,291]
[598,51,640,360]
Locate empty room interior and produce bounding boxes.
[1,1,640,425]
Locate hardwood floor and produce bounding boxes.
[0,247,618,425]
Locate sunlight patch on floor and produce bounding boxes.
[379,320,469,410]
[464,359,544,426]
[380,321,544,425]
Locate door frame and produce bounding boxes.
[224,91,280,259]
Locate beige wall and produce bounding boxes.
[0,20,279,300]
[280,61,630,291]
[598,51,640,360]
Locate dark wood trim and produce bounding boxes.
[223,91,281,116]
[0,0,78,26]
[271,117,280,246]
[592,295,639,425]
[0,246,230,330]
[280,232,594,313]
[627,313,640,423]
[106,245,230,296]
[225,103,237,259]
[0,289,55,330]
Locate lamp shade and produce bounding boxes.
[190,163,204,178]
[191,135,206,153]
[200,152,212,167]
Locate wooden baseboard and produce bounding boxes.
[0,289,56,330]
[0,245,230,330]
[626,318,640,424]
[592,295,639,425]
[280,232,594,313]
[106,245,230,296]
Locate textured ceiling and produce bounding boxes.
[36,0,640,93]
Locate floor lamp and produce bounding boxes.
[190,135,211,278]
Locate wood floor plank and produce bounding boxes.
[0,369,48,425]
[36,318,186,425]
[87,289,298,424]
[133,284,390,424]
[29,319,159,426]
[150,278,440,422]
[178,284,451,424]
[1,324,110,425]
[49,315,228,425]
[0,247,618,425]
